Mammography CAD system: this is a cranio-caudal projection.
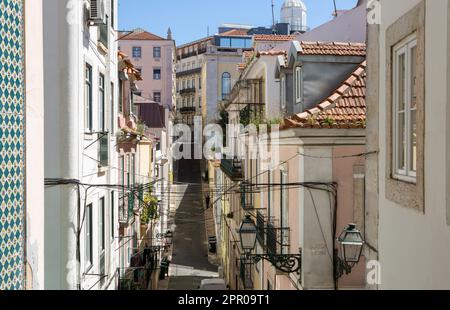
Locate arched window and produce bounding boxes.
[222,72,231,100]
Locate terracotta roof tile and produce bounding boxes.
[253,34,297,42]
[220,29,249,36]
[281,61,367,130]
[119,29,166,41]
[299,42,366,56]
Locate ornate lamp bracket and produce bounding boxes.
[246,253,302,275]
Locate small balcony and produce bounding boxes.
[267,223,290,255]
[179,106,196,114]
[176,67,201,78]
[240,182,254,210]
[119,203,130,225]
[117,247,159,290]
[256,211,265,246]
[220,157,243,180]
[179,87,196,95]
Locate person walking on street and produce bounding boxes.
[205,194,210,209]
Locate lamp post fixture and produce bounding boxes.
[335,223,365,279]
[165,230,174,246]
[238,215,302,274]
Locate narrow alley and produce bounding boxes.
[167,159,218,290]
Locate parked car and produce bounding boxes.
[199,279,227,290]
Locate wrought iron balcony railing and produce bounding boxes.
[179,106,196,114]
[179,87,196,95]
[267,223,290,255]
[256,211,265,246]
[220,157,243,180]
[119,202,129,224]
[176,67,201,78]
[240,182,254,210]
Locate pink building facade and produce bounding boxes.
[119,29,175,109]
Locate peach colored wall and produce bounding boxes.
[332,146,366,288]
[119,39,174,107]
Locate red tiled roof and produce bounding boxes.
[220,29,249,36]
[282,61,366,129]
[253,35,297,42]
[299,42,366,56]
[119,29,166,41]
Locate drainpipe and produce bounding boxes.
[60,0,80,290]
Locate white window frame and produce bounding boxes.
[295,66,302,104]
[393,34,417,183]
[280,75,286,110]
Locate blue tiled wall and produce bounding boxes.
[0,0,25,290]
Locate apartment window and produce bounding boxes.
[85,64,93,132]
[99,74,105,132]
[85,203,93,269]
[267,171,272,220]
[132,46,142,58]
[153,46,161,59]
[295,66,302,104]
[393,34,417,182]
[191,78,195,89]
[132,154,136,187]
[110,82,115,132]
[118,80,123,113]
[111,191,115,239]
[99,197,106,252]
[199,77,202,89]
[281,76,286,110]
[198,96,202,108]
[153,68,161,80]
[120,156,125,203]
[280,169,289,254]
[153,92,161,103]
[222,72,231,100]
[384,2,424,212]
[110,0,115,29]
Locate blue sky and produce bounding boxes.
[118,0,358,45]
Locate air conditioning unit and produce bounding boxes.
[89,0,106,25]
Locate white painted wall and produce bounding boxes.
[25,0,45,290]
[378,0,450,289]
[43,0,119,290]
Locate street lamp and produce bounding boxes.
[237,215,302,274]
[239,215,257,252]
[335,223,365,279]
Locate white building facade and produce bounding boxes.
[366,0,450,289]
[43,0,119,290]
